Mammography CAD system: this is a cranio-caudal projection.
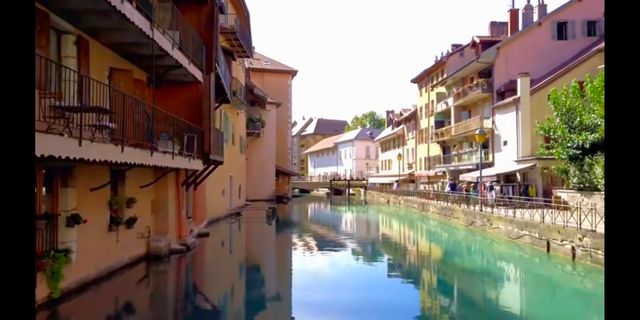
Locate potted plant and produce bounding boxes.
[109,197,120,211]
[124,216,138,229]
[125,197,138,209]
[35,212,53,229]
[109,212,124,231]
[66,213,87,228]
[43,248,72,298]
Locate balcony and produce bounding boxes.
[433,126,452,141]
[453,79,493,106]
[35,54,204,167]
[435,95,454,114]
[39,0,205,81]
[215,44,232,104]
[246,115,264,137]
[427,155,442,168]
[220,13,253,58]
[441,149,492,166]
[230,78,248,109]
[451,116,491,136]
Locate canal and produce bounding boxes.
[37,196,604,320]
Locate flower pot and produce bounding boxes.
[543,136,551,144]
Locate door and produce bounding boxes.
[109,68,135,146]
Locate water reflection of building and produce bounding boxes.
[379,213,453,319]
[244,203,293,319]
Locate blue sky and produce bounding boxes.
[245,0,564,122]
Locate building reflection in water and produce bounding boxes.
[36,198,602,320]
[36,203,293,320]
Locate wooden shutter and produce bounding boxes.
[35,8,50,57]
[581,20,588,37]
[35,7,50,89]
[550,20,558,40]
[568,20,577,39]
[597,19,604,36]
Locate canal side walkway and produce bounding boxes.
[367,190,605,267]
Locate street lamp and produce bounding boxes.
[397,153,403,189]
[474,128,487,211]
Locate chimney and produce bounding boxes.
[451,43,463,51]
[489,21,509,37]
[522,1,534,28]
[537,0,548,20]
[385,110,394,128]
[508,8,520,36]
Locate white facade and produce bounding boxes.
[336,140,378,179]
[373,126,406,180]
[493,105,519,168]
[307,148,340,178]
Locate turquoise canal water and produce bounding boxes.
[37,197,604,320]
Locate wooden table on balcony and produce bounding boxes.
[50,105,115,141]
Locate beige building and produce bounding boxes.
[291,117,349,176]
[34,0,283,304]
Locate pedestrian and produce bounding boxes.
[488,182,496,207]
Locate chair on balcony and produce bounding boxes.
[38,91,73,136]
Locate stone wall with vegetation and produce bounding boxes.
[367,191,604,267]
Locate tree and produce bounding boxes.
[535,71,604,191]
[345,111,386,131]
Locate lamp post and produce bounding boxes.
[397,153,403,189]
[474,128,487,211]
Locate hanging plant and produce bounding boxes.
[44,249,72,299]
[125,197,138,209]
[108,197,120,211]
[109,213,124,231]
[66,213,87,228]
[124,216,138,229]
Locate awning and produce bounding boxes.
[459,163,536,182]
[275,165,299,177]
[368,172,414,184]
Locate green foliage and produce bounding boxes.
[535,71,604,191]
[45,249,72,298]
[345,111,386,131]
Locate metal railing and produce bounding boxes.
[216,44,232,98]
[35,213,59,257]
[220,13,253,56]
[232,77,247,105]
[369,187,604,233]
[441,149,491,165]
[134,0,205,70]
[36,53,203,158]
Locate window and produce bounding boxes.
[557,21,568,40]
[366,146,371,159]
[503,140,508,147]
[585,20,599,37]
